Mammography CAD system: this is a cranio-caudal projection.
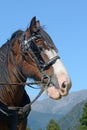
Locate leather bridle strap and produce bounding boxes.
[2,88,44,123]
[21,35,60,86]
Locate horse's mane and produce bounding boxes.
[0,30,24,83]
[10,30,23,41]
[0,30,23,54]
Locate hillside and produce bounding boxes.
[28,89,87,130]
[58,100,86,130]
[31,89,87,115]
[28,111,59,130]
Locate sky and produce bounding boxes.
[0,0,87,99]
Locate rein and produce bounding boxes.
[0,81,43,88]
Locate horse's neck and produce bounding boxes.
[4,85,25,106]
[0,46,27,106]
[0,70,26,106]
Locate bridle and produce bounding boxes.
[19,31,60,105]
[20,32,60,87]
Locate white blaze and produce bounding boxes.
[44,49,71,99]
[45,49,68,76]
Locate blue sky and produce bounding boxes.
[0,0,87,99]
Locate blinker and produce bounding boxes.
[20,35,41,53]
[20,34,60,72]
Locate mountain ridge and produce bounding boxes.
[31,89,87,115]
[28,89,87,130]
[58,100,86,130]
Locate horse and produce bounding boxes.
[0,16,72,130]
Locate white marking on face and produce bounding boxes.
[44,49,72,99]
[44,49,68,75]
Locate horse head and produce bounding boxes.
[17,17,72,99]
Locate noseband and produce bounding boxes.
[20,33,60,86]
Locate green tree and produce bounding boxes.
[26,127,31,130]
[78,102,87,130]
[46,119,61,130]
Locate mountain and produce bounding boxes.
[28,111,59,130]
[58,100,86,130]
[31,89,87,115]
[27,89,87,130]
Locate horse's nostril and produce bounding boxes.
[62,82,67,88]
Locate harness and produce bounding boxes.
[20,33,60,84]
[0,31,60,129]
[0,101,18,130]
[0,82,43,128]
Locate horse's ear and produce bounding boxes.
[36,20,40,28]
[30,16,40,34]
